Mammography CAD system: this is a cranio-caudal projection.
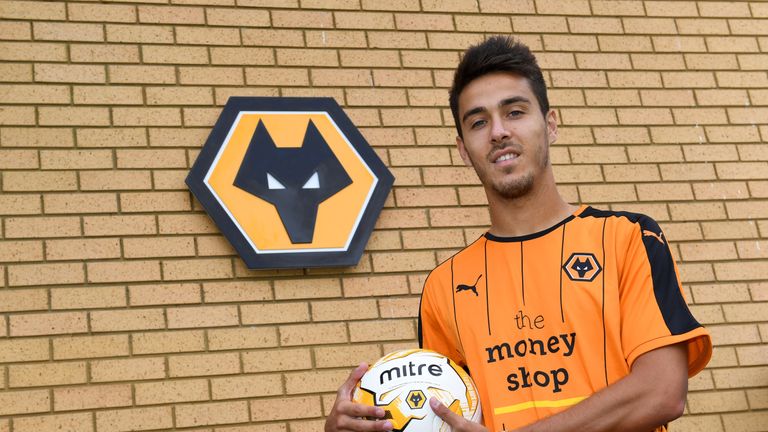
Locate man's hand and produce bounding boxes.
[325,363,394,432]
[429,397,488,432]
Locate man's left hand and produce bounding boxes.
[429,397,488,432]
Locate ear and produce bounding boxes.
[456,135,472,167]
[546,109,558,145]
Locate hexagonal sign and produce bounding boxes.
[186,97,394,269]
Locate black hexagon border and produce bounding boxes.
[562,252,603,282]
[186,97,395,269]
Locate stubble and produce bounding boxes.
[475,138,550,200]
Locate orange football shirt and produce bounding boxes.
[419,205,712,431]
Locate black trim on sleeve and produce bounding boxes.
[639,218,701,335]
[579,206,702,335]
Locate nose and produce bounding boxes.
[489,115,510,144]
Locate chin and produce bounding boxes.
[494,176,534,199]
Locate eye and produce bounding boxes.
[470,119,487,129]
[508,110,524,118]
[267,173,285,190]
[302,172,320,189]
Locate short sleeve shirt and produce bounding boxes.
[419,205,712,431]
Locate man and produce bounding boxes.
[325,36,712,432]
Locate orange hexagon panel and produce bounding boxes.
[187,97,394,269]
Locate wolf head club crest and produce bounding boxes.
[187,97,394,269]
[233,119,353,244]
[563,253,602,282]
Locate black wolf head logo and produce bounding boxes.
[233,119,353,244]
[563,252,602,282]
[571,258,594,278]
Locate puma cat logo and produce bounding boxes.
[642,229,665,245]
[456,274,482,296]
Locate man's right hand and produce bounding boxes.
[429,397,488,432]
[325,363,394,432]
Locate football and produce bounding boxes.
[353,349,482,431]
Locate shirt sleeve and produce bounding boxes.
[618,216,712,377]
[418,271,467,367]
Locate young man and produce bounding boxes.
[325,36,712,432]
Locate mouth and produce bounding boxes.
[495,153,517,163]
[491,148,520,164]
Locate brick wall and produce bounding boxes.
[1,0,766,430]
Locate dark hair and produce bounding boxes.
[449,36,549,138]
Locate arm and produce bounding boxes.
[513,342,688,432]
[432,343,688,432]
[325,363,393,432]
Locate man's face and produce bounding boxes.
[456,72,557,200]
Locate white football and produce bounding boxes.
[353,349,482,431]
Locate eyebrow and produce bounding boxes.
[461,96,532,124]
[500,96,531,108]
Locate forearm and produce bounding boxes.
[512,375,680,431]
[512,344,688,432]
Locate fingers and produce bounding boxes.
[327,364,392,432]
[430,397,487,432]
[337,416,393,432]
[337,363,369,401]
[338,399,385,419]
[326,400,392,432]
[430,397,463,426]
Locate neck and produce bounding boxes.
[486,173,577,238]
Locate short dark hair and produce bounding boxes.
[449,36,549,138]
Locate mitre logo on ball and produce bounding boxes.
[353,349,482,431]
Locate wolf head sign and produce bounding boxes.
[187,97,394,269]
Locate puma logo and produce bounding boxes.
[643,229,665,245]
[570,258,594,279]
[456,274,482,296]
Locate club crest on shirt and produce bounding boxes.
[455,274,482,296]
[563,253,602,282]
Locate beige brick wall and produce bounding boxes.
[0,0,766,430]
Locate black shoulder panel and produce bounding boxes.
[579,207,701,335]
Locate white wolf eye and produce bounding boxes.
[267,173,286,190]
[302,172,320,189]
